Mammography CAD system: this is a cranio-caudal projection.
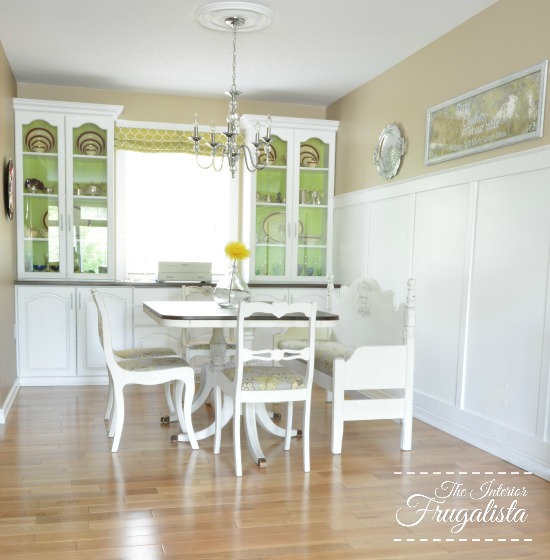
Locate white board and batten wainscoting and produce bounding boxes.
[333,145,550,481]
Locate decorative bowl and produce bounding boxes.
[33,264,46,271]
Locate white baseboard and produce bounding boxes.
[19,377,109,387]
[414,392,550,482]
[0,378,20,424]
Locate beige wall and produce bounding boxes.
[17,83,326,123]
[0,39,17,406]
[327,0,550,194]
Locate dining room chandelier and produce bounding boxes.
[192,7,274,178]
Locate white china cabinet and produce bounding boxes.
[14,99,123,280]
[16,285,132,385]
[240,115,338,283]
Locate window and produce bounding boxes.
[116,150,237,280]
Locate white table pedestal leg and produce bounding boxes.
[177,390,233,442]
[244,403,266,467]
[194,327,227,408]
[164,328,228,423]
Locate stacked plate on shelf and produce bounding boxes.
[76,131,105,155]
[25,127,55,153]
[300,144,320,167]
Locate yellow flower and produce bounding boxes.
[224,241,250,261]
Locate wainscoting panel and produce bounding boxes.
[412,183,471,406]
[333,201,370,285]
[367,195,412,301]
[464,168,550,436]
[333,146,550,479]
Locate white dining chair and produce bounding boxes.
[91,289,198,452]
[89,289,179,423]
[213,300,317,477]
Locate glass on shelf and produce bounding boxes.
[297,249,325,277]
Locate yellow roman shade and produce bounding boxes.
[115,126,246,156]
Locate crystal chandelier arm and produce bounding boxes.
[240,144,270,173]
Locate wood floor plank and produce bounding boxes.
[0,385,548,559]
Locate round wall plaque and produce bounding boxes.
[373,124,405,180]
[5,158,14,220]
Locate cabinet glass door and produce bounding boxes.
[296,137,330,278]
[253,135,288,278]
[21,119,62,275]
[70,122,109,276]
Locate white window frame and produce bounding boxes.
[115,119,239,281]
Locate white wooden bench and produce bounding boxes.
[279,278,415,454]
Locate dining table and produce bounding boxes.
[143,299,339,467]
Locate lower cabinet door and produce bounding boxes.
[17,286,77,380]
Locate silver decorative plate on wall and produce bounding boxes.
[373,124,405,179]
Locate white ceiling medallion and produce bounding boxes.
[194,1,276,32]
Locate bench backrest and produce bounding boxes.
[332,278,415,348]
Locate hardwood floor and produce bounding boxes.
[0,385,548,559]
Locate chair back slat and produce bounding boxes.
[90,289,118,368]
[233,300,317,390]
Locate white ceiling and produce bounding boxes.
[0,0,497,107]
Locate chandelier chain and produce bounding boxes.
[231,23,238,94]
[192,13,272,178]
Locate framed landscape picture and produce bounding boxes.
[425,61,547,165]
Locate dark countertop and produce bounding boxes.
[15,280,337,288]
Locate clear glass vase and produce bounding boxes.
[214,263,251,308]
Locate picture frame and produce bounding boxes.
[425,61,548,165]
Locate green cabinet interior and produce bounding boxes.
[253,135,329,278]
[22,120,109,273]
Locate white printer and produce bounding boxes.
[157,262,212,282]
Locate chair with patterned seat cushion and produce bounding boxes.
[90,289,179,423]
[213,300,317,477]
[91,289,198,452]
